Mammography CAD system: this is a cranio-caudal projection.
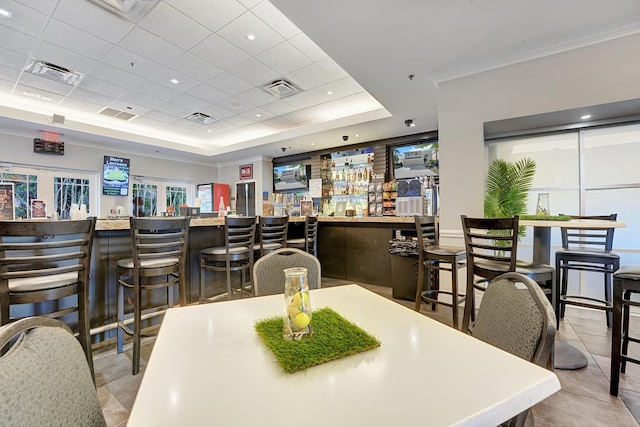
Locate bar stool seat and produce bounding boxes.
[610,265,640,396]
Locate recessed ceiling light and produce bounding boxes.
[311,142,315,146]
[245,33,256,41]
[326,91,333,95]
[355,134,360,137]
[255,113,262,117]
[580,114,592,120]
[169,78,180,85]
[229,102,243,110]
[207,130,212,133]
[0,8,12,18]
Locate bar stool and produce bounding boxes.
[610,265,640,396]
[286,216,318,255]
[200,216,256,301]
[555,214,619,327]
[413,216,466,329]
[254,216,289,259]
[0,218,97,378]
[116,216,190,375]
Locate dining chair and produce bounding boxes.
[460,215,556,333]
[286,216,318,255]
[470,272,556,426]
[0,217,97,379]
[610,265,640,396]
[253,248,321,296]
[254,216,289,259]
[413,215,466,329]
[116,216,190,375]
[0,317,106,426]
[200,216,257,301]
[555,214,619,327]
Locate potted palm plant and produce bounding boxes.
[484,157,536,237]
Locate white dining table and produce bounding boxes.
[128,284,560,427]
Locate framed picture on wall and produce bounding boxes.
[0,183,15,220]
[31,199,47,218]
[240,164,253,180]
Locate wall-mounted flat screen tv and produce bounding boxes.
[273,163,310,192]
[103,155,130,196]
[391,141,439,179]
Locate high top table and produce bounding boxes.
[128,285,559,427]
[520,218,626,370]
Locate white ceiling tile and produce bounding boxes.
[279,90,322,109]
[257,41,311,75]
[134,79,181,101]
[260,99,297,116]
[66,87,115,106]
[118,91,165,110]
[102,47,163,77]
[170,93,210,111]
[15,84,65,103]
[237,0,262,9]
[289,32,328,62]
[286,63,338,91]
[240,106,274,121]
[59,96,103,114]
[216,96,256,113]
[0,25,36,54]
[15,0,57,15]
[200,119,237,136]
[53,0,134,43]
[308,77,365,99]
[235,87,275,107]
[0,78,18,93]
[119,27,183,65]
[168,52,223,82]
[149,68,199,93]
[0,46,30,70]
[107,99,150,116]
[169,117,206,130]
[78,76,128,98]
[206,71,252,95]
[154,101,193,117]
[251,1,301,40]
[317,57,349,80]
[139,2,211,50]
[0,0,48,37]
[228,58,279,86]
[31,41,97,74]
[17,73,76,96]
[191,34,250,70]
[217,11,284,56]
[143,109,177,123]
[90,64,144,89]
[186,83,229,104]
[41,19,114,60]
[164,0,246,32]
[225,114,255,127]
[0,65,21,83]
[198,104,234,120]
[129,115,170,129]
[262,116,296,130]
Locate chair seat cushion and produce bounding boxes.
[253,243,283,251]
[556,249,619,260]
[475,260,554,275]
[9,271,79,293]
[425,245,465,257]
[286,238,311,245]
[117,257,179,269]
[200,246,249,256]
[614,265,640,281]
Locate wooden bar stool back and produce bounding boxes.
[254,216,289,258]
[286,216,318,255]
[413,215,466,329]
[0,218,97,378]
[116,216,190,375]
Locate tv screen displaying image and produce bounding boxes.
[273,163,310,192]
[103,155,130,196]
[392,142,439,179]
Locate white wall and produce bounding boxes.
[217,155,272,214]
[0,132,219,217]
[438,32,640,244]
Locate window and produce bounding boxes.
[131,178,192,217]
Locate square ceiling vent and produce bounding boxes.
[25,60,84,86]
[263,79,300,99]
[184,112,217,125]
[99,107,137,121]
[87,0,160,22]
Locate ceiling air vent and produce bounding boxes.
[25,60,84,86]
[99,107,137,121]
[184,112,217,125]
[263,79,300,99]
[87,0,160,23]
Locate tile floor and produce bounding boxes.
[95,279,640,426]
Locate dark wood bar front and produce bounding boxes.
[88,216,414,342]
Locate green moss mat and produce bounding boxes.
[520,214,571,221]
[255,307,381,373]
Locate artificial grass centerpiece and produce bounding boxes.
[520,214,571,221]
[255,307,381,373]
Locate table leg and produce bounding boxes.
[532,226,551,265]
[610,279,623,396]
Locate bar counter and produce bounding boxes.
[89,216,415,342]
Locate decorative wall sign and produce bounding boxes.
[0,183,15,220]
[240,164,253,180]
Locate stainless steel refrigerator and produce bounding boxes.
[235,180,256,216]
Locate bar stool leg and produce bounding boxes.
[132,279,141,376]
[611,278,624,396]
[116,274,125,354]
[621,289,631,373]
[451,263,459,330]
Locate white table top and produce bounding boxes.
[128,285,560,427]
[520,218,626,228]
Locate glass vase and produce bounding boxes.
[536,193,550,216]
[283,267,313,341]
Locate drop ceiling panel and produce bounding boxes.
[139,2,211,50]
[167,52,223,82]
[240,106,274,121]
[260,99,298,116]
[0,25,36,54]
[198,104,234,120]
[216,95,256,114]
[118,91,165,110]
[53,0,135,43]
[16,73,77,96]
[186,83,229,104]
[206,71,252,95]
[31,41,97,74]
[198,119,236,136]
[217,11,284,57]
[281,90,322,110]
[165,0,246,33]
[168,117,206,130]
[0,46,29,70]
[66,87,116,106]
[170,93,210,111]
[190,34,250,71]
[238,0,261,9]
[90,64,145,89]
[263,116,296,130]
[107,99,150,116]
[0,1,47,37]
[59,96,104,114]
[235,87,277,107]
[15,84,65,103]
[143,109,177,123]
[228,58,279,87]
[134,79,181,101]
[41,19,115,61]
[129,115,169,129]
[288,33,328,62]
[119,27,184,65]
[257,41,312,75]
[224,113,255,127]
[79,76,128,99]
[153,101,192,117]
[252,1,301,40]
[0,78,16,93]
[15,0,57,16]
[102,47,163,77]
[0,64,22,83]
[149,68,199,93]
[286,63,340,91]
